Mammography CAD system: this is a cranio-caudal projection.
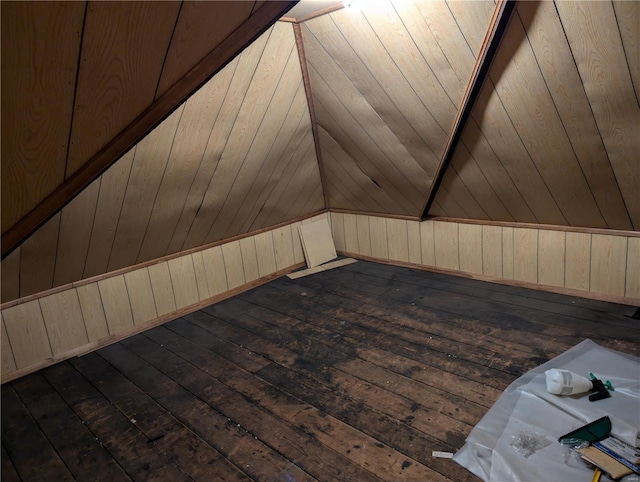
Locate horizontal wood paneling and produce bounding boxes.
[0,214,326,382]
[331,214,640,306]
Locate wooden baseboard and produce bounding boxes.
[338,251,640,307]
[0,262,304,384]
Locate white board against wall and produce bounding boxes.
[298,217,337,268]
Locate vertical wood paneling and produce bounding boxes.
[458,223,482,274]
[221,241,246,290]
[434,221,459,270]
[201,246,229,297]
[386,219,409,263]
[538,230,565,287]
[369,216,389,260]
[407,221,421,265]
[290,220,306,265]
[482,225,502,278]
[239,238,260,283]
[625,238,640,299]
[330,213,346,252]
[343,213,359,254]
[1,1,85,231]
[191,252,211,301]
[138,69,237,261]
[501,226,514,280]
[613,1,640,102]
[53,183,100,286]
[590,234,627,296]
[148,263,177,317]
[254,231,278,278]
[39,290,88,356]
[19,215,59,298]
[565,232,591,292]
[1,247,20,303]
[108,106,185,271]
[518,1,632,230]
[1,315,17,377]
[513,228,538,283]
[83,148,135,278]
[66,1,181,174]
[355,215,372,257]
[123,268,157,325]
[273,226,296,271]
[76,283,110,343]
[168,256,200,310]
[556,1,640,228]
[97,276,134,334]
[419,221,435,266]
[2,301,52,369]
[156,1,254,96]
[490,10,604,227]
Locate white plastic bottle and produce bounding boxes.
[545,369,593,395]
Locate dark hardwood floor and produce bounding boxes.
[2,261,638,481]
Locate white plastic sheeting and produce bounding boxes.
[453,340,640,481]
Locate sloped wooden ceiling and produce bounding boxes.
[429,1,639,229]
[302,1,496,215]
[2,0,639,303]
[2,21,323,301]
[1,0,296,255]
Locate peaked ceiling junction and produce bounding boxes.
[2,0,639,302]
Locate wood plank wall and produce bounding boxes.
[431,1,639,230]
[1,21,323,303]
[0,213,328,383]
[330,212,640,306]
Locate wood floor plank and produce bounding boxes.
[1,444,21,482]
[1,384,74,481]
[3,260,637,482]
[41,362,191,481]
[70,351,250,482]
[185,309,477,480]
[119,335,347,482]
[98,342,317,482]
[11,373,130,481]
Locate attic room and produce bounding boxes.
[1,0,639,480]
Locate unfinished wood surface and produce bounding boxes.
[420,220,436,266]
[298,217,337,268]
[4,261,639,481]
[201,246,229,297]
[501,226,515,280]
[407,221,421,265]
[386,218,409,263]
[123,268,157,326]
[1,1,85,232]
[2,300,51,369]
[368,216,389,260]
[221,242,245,291]
[343,213,359,254]
[239,238,260,284]
[272,225,296,271]
[38,290,88,356]
[287,258,357,280]
[482,225,502,278]
[565,232,591,292]
[18,215,59,299]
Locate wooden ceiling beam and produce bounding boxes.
[1,0,298,259]
[420,0,517,220]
